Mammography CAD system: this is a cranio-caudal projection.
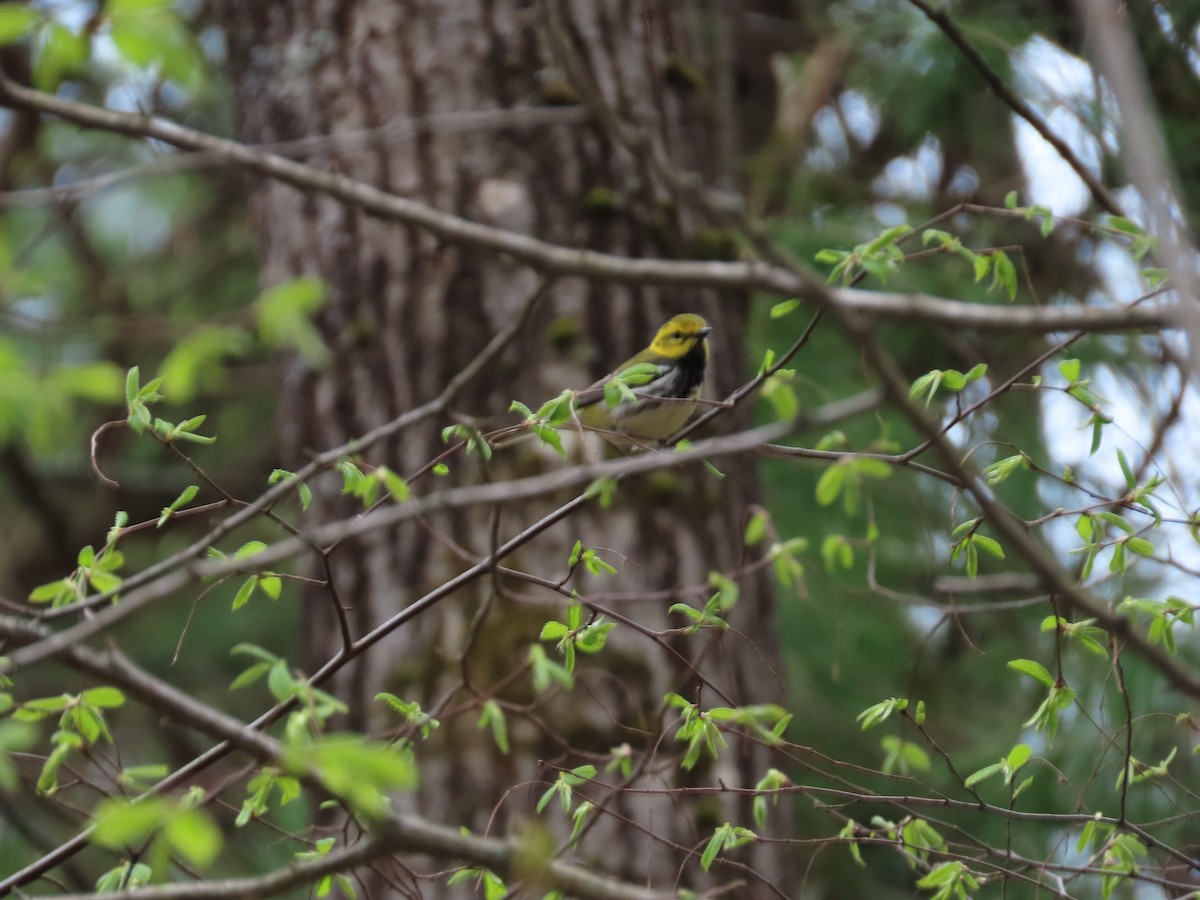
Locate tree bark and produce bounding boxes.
[213,1,789,892]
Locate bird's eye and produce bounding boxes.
[672,331,682,340]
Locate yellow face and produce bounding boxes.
[648,313,712,359]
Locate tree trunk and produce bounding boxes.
[214,1,789,892]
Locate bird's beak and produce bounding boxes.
[697,327,713,337]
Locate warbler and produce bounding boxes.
[572,313,712,447]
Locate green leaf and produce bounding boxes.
[82,687,125,709]
[27,695,78,719]
[1007,658,1055,688]
[971,534,1005,559]
[91,798,171,849]
[990,250,1017,299]
[109,0,176,12]
[87,569,122,593]
[534,423,566,458]
[814,464,845,507]
[909,370,943,407]
[575,620,615,653]
[856,697,907,730]
[379,468,411,502]
[942,369,966,391]
[1126,536,1154,557]
[164,809,223,868]
[964,762,1004,788]
[537,390,575,425]
[0,5,38,45]
[744,512,767,546]
[1007,743,1032,770]
[477,700,509,755]
[256,277,329,367]
[770,298,802,319]
[234,540,268,560]
[120,764,170,786]
[1057,358,1081,385]
[230,661,272,691]
[34,23,89,90]
[232,577,257,611]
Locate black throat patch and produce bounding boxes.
[671,342,707,398]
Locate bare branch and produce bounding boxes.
[0,78,1173,335]
[906,0,1123,216]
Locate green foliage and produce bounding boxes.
[815,457,891,515]
[964,743,1032,789]
[567,540,618,577]
[1040,616,1108,658]
[295,839,357,898]
[1008,660,1074,742]
[880,735,930,774]
[909,363,988,408]
[94,861,153,893]
[92,796,221,873]
[669,572,739,634]
[256,733,417,824]
[256,277,329,367]
[0,4,37,45]
[752,768,789,829]
[268,468,314,511]
[666,694,789,771]
[528,644,573,693]
[584,475,619,506]
[236,767,301,828]
[29,536,127,608]
[816,225,913,285]
[0,339,123,451]
[767,536,807,590]
[915,861,980,900]
[442,423,494,461]
[539,600,616,674]
[0,721,36,791]
[1118,596,1195,653]
[1003,191,1056,237]
[536,764,596,814]
[949,518,1006,578]
[511,398,567,458]
[376,693,440,741]
[158,484,199,527]
[125,366,165,435]
[15,687,126,793]
[476,700,509,754]
[447,867,507,899]
[700,822,756,872]
[856,696,914,730]
[770,298,802,318]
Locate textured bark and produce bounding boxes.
[213,1,789,893]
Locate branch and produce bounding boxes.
[905,0,1123,216]
[49,818,674,900]
[5,418,802,672]
[1071,0,1200,376]
[0,78,1173,335]
[0,620,676,900]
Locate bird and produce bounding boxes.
[571,313,712,447]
